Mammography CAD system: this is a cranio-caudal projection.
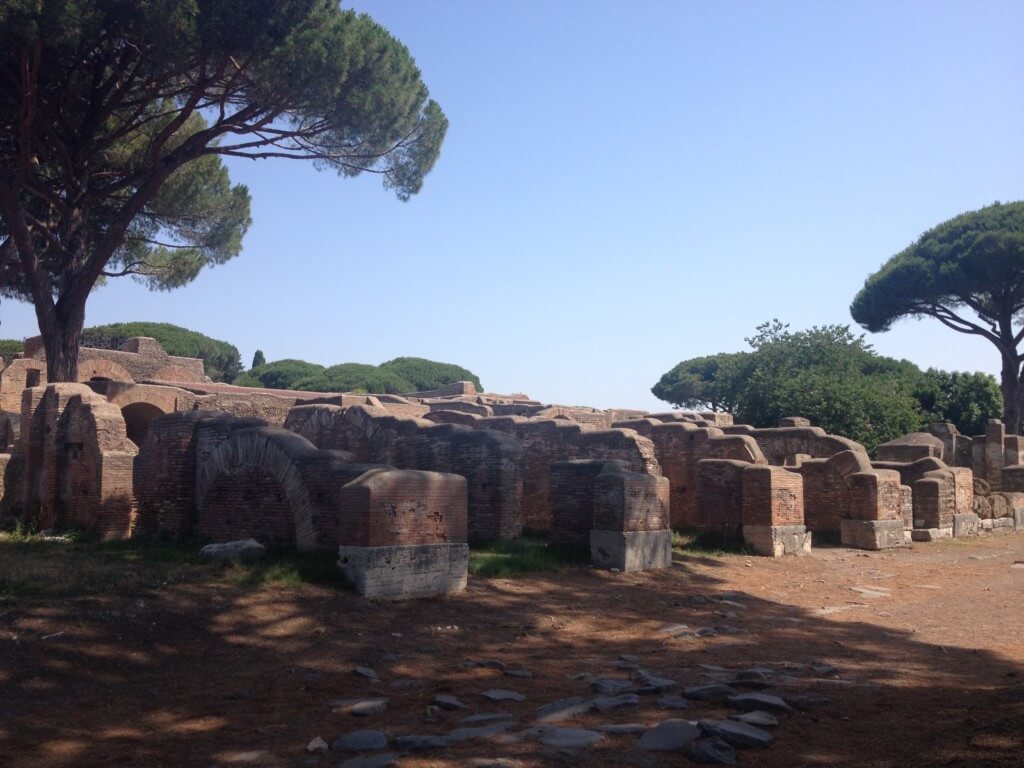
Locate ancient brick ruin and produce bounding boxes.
[3,335,1024,598]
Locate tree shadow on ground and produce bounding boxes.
[0,537,1022,768]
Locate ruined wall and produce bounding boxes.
[796,450,902,532]
[875,433,945,463]
[720,425,866,465]
[742,465,805,527]
[696,459,747,534]
[284,405,522,542]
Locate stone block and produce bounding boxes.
[840,518,907,550]
[910,527,952,542]
[1016,505,1024,532]
[590,529,672,572]
[742,524,811,557]
[338,543,468,600]
[991,517,1015,534]
[952,513,980,538]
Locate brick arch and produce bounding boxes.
[151,364,206,383]
[195,427,319,550]
[77,358,133,384]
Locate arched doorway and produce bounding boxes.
[121,402,165,447]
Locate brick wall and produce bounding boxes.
[593,464,669,532]
[741,465,804,527]
[721,425,866,465]
[339,468,467,547]
[696,459,746,533]
[549,460,607,548]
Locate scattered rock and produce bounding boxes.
[699,719,772,748]
[735,668,774,681]
[591,677,635,695]
[715,599,748,609]
[593,693,640,712]
[690,595,709,605]
[688,736,737,765]
[199,539,265,561]
[306,736,328,753]
[448,722,515,742]
[539,727,605,750]
[728,693,792,712]
[535,697,594,723]
[811,663,840,677]
[482,689,526,702]
[656,695,690,709]
[331,730,388,752]
[684,684,738,702]
[393,734,451,752]
[390,678,425,690]
[481,659,509,671]
[619,654,641,663]
[506,669,533,679]
[354,666,379,680]
[696,627,719,637]
[433,693,468,711]
[461,713,513,725]
[730,710,779,727]
[332,698,389,717]
[594,723,646,735]
[336,754,399,768]
[637,719,702,751]
[634,669,677,692]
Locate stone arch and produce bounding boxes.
[77,359,133,385]
[121,401,165,447]
[195,427,319,550]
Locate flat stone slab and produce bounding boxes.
[731,710,779,727]
[538,727,605,750]
[699,719,772,748]
[591,677,635,695]
[688,736,737,765]
[332,698,389,717]
[657,695,690,709]
[339,543,468,600]
[637,719,702,751]
[685,685,739,702]
[850,585,890,599]
[337,754,399,768]
[634,669,677,691]
[433,693,468,710]
[482,689,525,702]
[535,697,593,723]
[728,693,791,712]
[393,734,451,752]
[200,539,265,562]
[331,730,388,752]
[461,713,513,725]
[448,722,515,742]
[593,693,640,712]
[594,723,646,735]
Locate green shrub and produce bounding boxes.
[233,359,325,390]
[379,356,482,391]
[0,339,24,360]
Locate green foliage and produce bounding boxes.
[851,201,1024,334]
[468,538,586,578]
[81,322,243,382]
[0,339,24,360]
[653,320,972,451]
[651,352,750,411]
[233,359,326,390]
[379,356,482,391]
[914,369,1002,436]
[293,363,414,394]
[251,350,266,369]
[234,356,481,394]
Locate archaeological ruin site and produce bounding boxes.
[3,334,1022,600]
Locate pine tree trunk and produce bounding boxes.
[35,295,86,383]
[999,349,1021,434]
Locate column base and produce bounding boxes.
[338,543,468,600]
[742,524,811,557]
[840,518,907,550]
[590,529,672,572]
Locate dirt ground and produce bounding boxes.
[1,534,1023,768]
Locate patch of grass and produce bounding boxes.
[220,550,346,588]
[469,537,586,578]
[672,529,751,557]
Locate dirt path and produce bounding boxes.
[1,535,1022,767]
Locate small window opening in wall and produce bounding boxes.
[25,369,41,387]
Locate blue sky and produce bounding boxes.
[2,1,1022,410]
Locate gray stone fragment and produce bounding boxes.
[389,678,425,690]
[742,524,811,557]
[699,719,772,748]
[690,595,709,605]
[688,736,737,765]
[656,695,690,709]
[634,669,677,691]
[684,684,738,702]
[200,539,265,561]
[637,719,702,751]
[619,654,641,663]
[730,710,779,727]
[333,698,389,717]
[538,727,604,750]
[393,734,451,752]
[331,730,388,752]
[735,668,774,681]
[461,713,513,725]
[448,722,515,742]
[953,513,980,538]
[841,518,907,550]
[593,693,640,712]
[591,677,634,695]
[535,697,594,723]
[505,669,533,678]
[336,754,399,768]
[433,693,468,710]
[482,689,525,702]
[594,723,646,735]
[590,529,673,571]
[811,663,839,677]
[306,736,328,752]
[728,693,792,712]
[354,666,378,680]
[338,543,468,600]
